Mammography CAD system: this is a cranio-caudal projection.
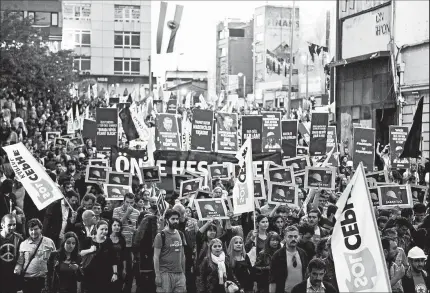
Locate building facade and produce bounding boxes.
[215,19,254,99]
[62,1,154,97]
[1,0,63,52]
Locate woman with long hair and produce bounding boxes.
[80,220,118,293]
[245,214,269,255]
[196,238,239,293]
[254,232,282,293]
[45,232,82,293]
[268,215,285,239]
[109,218,127,293]
[227,236,254,293]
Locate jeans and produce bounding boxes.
[22,277,45,293]
[156,272,186,293]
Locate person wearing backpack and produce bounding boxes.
[153,209,187,293]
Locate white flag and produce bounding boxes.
[66,108,74,134]
[2,143,64,210]
[232,138,254,214]
[332,163,391,293]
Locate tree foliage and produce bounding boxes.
[0,10,77,99]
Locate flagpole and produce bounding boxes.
[287,0,296,118]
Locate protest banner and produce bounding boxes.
[172,174,193,192]
[155,113,181,151]
[304,167,336,190]
[297,146,308,156]
[67,108,74,134]
[266,166,295,184]
[261,112,282,152]
[281,120,298,159]
[166,98,177,114]
[82,119,97,142]
[140,166,161,183]
[54,137,68,148]
[267,182,298,205]
[46,132,61,146]
[309,112,329,156]
[298,122,310,146]
[2,143,64,210]
[190,109,214,152]
[88,159,108,167]
[119,106,139,141]
[369,187,381,207]
[332,163,391,292]
[179,177,203,199]
[241,115,263,153]
[195,198,228,221]
[107,171,132,186]
[254,178,266,200]
[325,126,339,167]
[378,184,412,209]
[96,108,118,151]
[353,127,375,172]
[282,156,310,174]
[389,126,410,169]
[366,170,389,188]
[215,112,238,154]
[410,185,428,204]
[232,139,254,214]
[104,184,132,200]
[294,172,305,189]
[85,165,109,184]
[208,164,230,180]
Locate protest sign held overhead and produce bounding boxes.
[261,112,282,152]
[96,108,118,151]
[325,126,339,167]
[2,143,64,210]
[353,127,375,172]
[241,115,263,153]
[215,112,238,154]
[195,198,228,221]
[389,126,410,169]
[281,120,298,159]
[155,113,181,151]
[309,112,329,156]
[232,138,254,214]
[190,109,214,152]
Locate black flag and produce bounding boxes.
[119,106,139,141]
[400,96,424,158]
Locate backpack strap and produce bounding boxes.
[160,231,166,248]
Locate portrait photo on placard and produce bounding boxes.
[254,178,266,200]
[173,174,193,192]
[54,137,68,147]
[369,187,380,207]
[180,178,203,199]
[89,159,109,167]
[104,184,131,200]
[141,166,161,183]
[282,156,310,174]
[378,185,412,208]
[208,164,229,179]
[86,165,109,184]
[267,166,295,184]
[297,146,308,156]
[294,172,305,189]
[268,182,297,205]
[46,132,61,143]
[366,170,389,188]
[107,171,131,186]
[196,189,212,199]
[69,136,84,146]
[411,185,428,204]
[304,167,336,190]
[211,178,230,191]
[195,198,228,221]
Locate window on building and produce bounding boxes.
[64,30,91,48]
[114,31,140,48]
[63,3,91,20]
[219,48,227,57]
[114,5,140,22]
[114,58,140,75]
[28,11,52,26]
[229,29,245,37]
[342,0,347,12]
[51,13,58,26]
[218,30,225,40]
[73,57,91,72]
[256,14,264,27]
[256,33,264,42]
[76,30,91,46]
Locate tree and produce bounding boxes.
[0,10,77,100]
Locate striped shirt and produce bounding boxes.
[113,206,139,247]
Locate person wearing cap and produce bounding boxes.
[264,132,281,149]
[309,172,323,186]
[402,246,429,293]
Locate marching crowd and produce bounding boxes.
[0,90,430,293]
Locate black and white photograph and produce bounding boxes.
[104,184,132,200]
[180,178,203,199]
[282,156,311,174]
[369,187,381,207]
[157,193,168,217]
[107,171,132,186]
[196,189,212,199]
[208,164,230,179]
[89,159,109,167]
[366,170,389,188]
[411,185,428,204]
[85,165,109,184]
[46,131,61,144]
[195,198,228,221]
[140,166,161,183]
[173,174,193,192]
[297,146,309,156]
[267,182,298,205]
[211,178,230,191]
[294,172,305,189]
[254,178,266,200]
[304,167,336,190]
[54,137,69,147]
[266,166,295,184]
[378,184,412,208]
[69,136,84,146]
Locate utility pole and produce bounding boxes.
[287,0,296,117]
[148,55,153,92]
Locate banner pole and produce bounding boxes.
[64,197,75,213]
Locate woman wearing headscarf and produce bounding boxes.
[45,232,82,293]
[254,232,282,293]
[227,236,254,293]
[197,238,239,293]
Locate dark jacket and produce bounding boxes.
[291,280,338,293]
[254,248,278,291]
[74,222,96,249]
[43,200,74,245]
[402,268,430,293]
[231,254,254,291]
[132,214,158,271]
[197,256,239,293]
[269,246,308,293]
[45,250,83,293]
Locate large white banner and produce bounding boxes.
[232,138,254,214]
[3,143,64,210]
[332,163,391,292]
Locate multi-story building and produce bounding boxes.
[62,1,154,96]
[333,0,429,157]
[1,0,63,52]
[215,19,254,99]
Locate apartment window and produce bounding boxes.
[256,33,264,42]
[63,3,91,20]
[28,11,52,26]
[73,57,91,71]
[51,13,58,26]
[219,48,227,57]
[114,31,140,48]
[256,14,264,27]
[64,30,91,48]
[229,29,244,38]
[114,5,140,22]
[114,58,140,75]
[218,30,225,40]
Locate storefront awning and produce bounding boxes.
[328,51,390,67]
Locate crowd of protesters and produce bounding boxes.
[0,89,430,293]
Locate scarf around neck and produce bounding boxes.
[211,251,227,284]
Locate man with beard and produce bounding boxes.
[382,237,405,292]
[291,258,337,293]
[269,226,308,293]
[402,246,429,293]
[58,160,81,186]
[153,209,187,293]
[0,214,23,293]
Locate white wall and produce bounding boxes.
[395,0,429,46]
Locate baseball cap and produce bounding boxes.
[408,246,427,259]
